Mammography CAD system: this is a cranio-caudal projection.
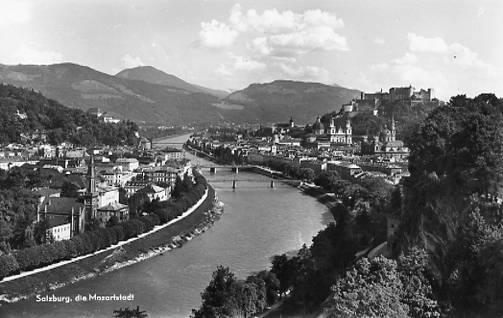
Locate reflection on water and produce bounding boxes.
[0,134,332,318]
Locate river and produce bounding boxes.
[1,134,332,318]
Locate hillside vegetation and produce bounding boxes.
[0,84,139,146]
[395,93,503,316]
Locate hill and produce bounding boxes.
[321,99,439,141]
[0,63,362,125]
[221,80,361,124]
[0,63,221,125]
[116,66,228,98]
[0,84,139,146]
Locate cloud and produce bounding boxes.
[199,20,238,48]
[366,33,503,99]
[477,7,486,17]
[232,55,266,71]
[229,5,344,33]
[201,5,348,55]
[448,43,484,67]
[251,26,349,56]
[373,38,385,45]
[407,33,486,67]
[0,1,32,26]
[408,33,448,53]
[203,5,346,85]
[393,52,418,65]
[121,54,145,68]
[0,45,63,65]
[216,54,266,76]
[276,63,329,81]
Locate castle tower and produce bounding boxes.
[85,154,99,223]
[289,117,294,128]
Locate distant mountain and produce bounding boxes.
[0,63,361,125]
[221,80,361,124]
[0,63,221,124]
[116,66,228,98]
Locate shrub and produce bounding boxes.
[0,254,20,279]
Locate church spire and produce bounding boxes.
[391,114,396,141]
[85,152,98,223]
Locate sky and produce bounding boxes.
[1,0,502,99]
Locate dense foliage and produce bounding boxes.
[192,266,279,318]
[0,166,88,251]
[396,94,503,316]
[326,249,439,318]
[0,171,207,280]
[0,84,139,146]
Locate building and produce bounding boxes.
[96,202,129,224]
[138,137,152,151]
[163,148,184,160]
[38,197,86,237]
[272,117,295,135]
[141,166,184,187]
[46,217,71,241]
[124,180,151,197]
[328,118,352,145]
[360,85,434,106]
[138,184,171,202]
[361,116,410,160]
[309,116,352,147]
[312,116,325,136]
[327,161,363,179]
[115,158,139,171]
[84,155,99,222]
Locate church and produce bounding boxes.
[312,115,352,146]
[85,155,129,227]
[361,116,409,160]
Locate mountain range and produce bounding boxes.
[0,63,361,125]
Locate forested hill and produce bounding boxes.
[0,84,139,146]
[321,99,439,141]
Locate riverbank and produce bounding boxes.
[0,185,219,305]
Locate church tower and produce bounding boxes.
[391,115,396,142]
[85,154,99,222]
[345,119,352,144]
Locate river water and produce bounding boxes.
[1,134,332,318]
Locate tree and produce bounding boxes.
[397,248,440,318]
[106,216,120,228]
[192,266,237,318]
[327,257,410,318]
[113,305,148,318]
[271,254,297,296]
[61,181,79,198]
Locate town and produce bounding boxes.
[0,85,438,244]
[0,112,190,243]
[188,85,439,188]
